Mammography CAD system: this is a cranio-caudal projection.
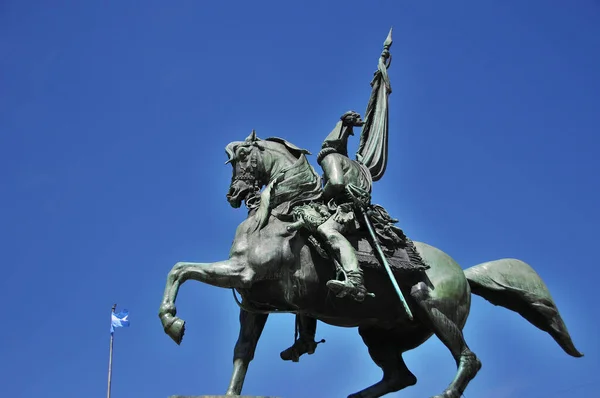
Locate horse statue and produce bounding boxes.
[158,131,583,398]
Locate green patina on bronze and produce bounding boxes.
[159,29,582,398]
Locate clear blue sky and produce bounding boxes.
[1,1,598,397]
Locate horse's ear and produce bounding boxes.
[265,137,312,157]
[246,129,259,142]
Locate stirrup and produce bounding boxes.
[326,279,374,301]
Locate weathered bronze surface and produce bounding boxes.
[159,29,582,398]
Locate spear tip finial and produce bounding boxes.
[384,27,393,48]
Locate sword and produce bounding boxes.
[348,186,414,320]
[358,207,414,320]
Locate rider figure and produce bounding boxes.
[280,111,371,362]
[315,110,373,302]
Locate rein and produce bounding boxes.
[231,289,297,314]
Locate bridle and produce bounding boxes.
[230,144,267,210]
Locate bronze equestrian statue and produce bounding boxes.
[158,29,582,398]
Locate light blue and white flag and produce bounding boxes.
[110,310,130,334]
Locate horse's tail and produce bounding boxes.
[464,259,583,358]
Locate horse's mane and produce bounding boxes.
[263,137,312,159]
[250,137,323,231]
[224,133,310,164]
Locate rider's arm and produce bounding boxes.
[321,155,346,201]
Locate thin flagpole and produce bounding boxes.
[107,303,117,398]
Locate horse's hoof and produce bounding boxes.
[163,315,186,345]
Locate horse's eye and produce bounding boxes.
[237,148,248,160]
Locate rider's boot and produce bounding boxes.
[280,338,319,362]
[326,269,369,302]
[280,315,322,362]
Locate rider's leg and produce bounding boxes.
[317,218,367,300]
[319,223,360,271]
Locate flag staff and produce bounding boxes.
[107,303,117,398]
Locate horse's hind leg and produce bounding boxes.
[411,282,482,398]
[347,326,417,398]
[225,308,268,395]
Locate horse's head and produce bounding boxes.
[224,130,266,208]
[224,130,313,209]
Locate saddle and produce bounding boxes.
[304,202,430,275]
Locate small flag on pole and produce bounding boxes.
[110,309,130,334]
[107,305,129,398]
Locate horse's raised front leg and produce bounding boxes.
[158,260,253,344]
[225,309,268,395]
